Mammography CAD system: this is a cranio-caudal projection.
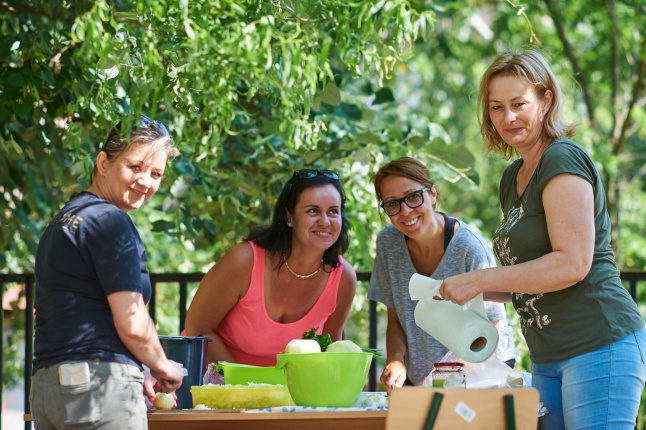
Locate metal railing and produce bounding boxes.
[2,270,645,430]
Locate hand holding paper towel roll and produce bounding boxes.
[409,273,498,363]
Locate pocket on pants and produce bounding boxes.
[59,379,102,426]
[634,327,646,365]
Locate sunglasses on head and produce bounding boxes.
[101,115,169,151]
[292,169,340,181]
[138,115,170,137]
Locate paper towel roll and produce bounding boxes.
[409,274,498,363]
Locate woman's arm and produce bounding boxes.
[483,292,512,302]
[322,259,357,341]
[381,308,408,392]
[108,292,184,392]
[184,242,254,364]
[440,173,595,305]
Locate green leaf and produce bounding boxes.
[5,71,29,88]
[339,103,362,121]
[152,220,176,232]
[372,87,395,105]
[301,327,333,351]
[317,82,341,107]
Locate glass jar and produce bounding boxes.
[430,362,466,388]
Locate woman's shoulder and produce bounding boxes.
[226,241,256,262]
[205,242,255,276]
[337,259,357,293]
[538,138,598,185]
[64,192,134,233]
[544,137,588,156]
[69,191,121,214]
[452,221,495,260]
[454,219,485,241]
[376,223,402,242]
[340,258,357,278]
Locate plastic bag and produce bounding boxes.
[202,362,225,385]
[423,351,527,389]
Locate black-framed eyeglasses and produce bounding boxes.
[293,169,340,181]
[380,187,430,216]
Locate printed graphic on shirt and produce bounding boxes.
[45,211,84,234]
[493,203,551,333]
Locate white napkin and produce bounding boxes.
[408,273,480,312]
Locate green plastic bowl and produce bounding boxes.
[217,362,287,385]
[275,352,373,407]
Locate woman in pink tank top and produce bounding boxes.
[185,170,357,366]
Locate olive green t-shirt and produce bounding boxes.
[492,138,644,363]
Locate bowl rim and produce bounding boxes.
[275,351,373,369]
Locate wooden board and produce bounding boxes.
[146,410,387,430]
[385,387,539,430]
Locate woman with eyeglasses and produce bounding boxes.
[369,157,516,391]
[31,115,185,429]
[185,169,357,366]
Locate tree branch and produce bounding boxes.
[616,34,646,155]
[48,41,76,75]
[605,0,621,142]
[543,0,595,124]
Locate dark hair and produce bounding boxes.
[373,157,441,209]
[90,115,179,184]
[478,47,576,159]
[245,172,350,270]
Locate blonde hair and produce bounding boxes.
[90,117,179,184]
[478,47,576,159]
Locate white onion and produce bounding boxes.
[284,339,321,353]
[153,392,175,410]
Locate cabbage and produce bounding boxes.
[326,340,362,353]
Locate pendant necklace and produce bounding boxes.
[283,253,323,279]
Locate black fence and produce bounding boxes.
[2,270,645,430]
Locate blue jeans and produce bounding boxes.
[30,360,146,430]
[532,328,646,430]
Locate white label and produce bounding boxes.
[58,362,90,386]
[454,401,476,423]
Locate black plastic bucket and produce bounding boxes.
[158,335,210,409]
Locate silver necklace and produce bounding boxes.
[282,253,323,279]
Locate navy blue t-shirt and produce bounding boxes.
[33,191,152,372]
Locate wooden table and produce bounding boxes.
[147,409,387,430]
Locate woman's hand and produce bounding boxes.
[143,367,178,408]
[381,359,407,393]
[143,367,157,401]
[151,359,185,393]
[382,308,408,393]
[438,274,482,307]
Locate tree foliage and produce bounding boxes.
[0,0,448,273]
[388,0,646,269]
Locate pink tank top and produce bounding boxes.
[216,241,343,366]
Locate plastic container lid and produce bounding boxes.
[216,362,287,385]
